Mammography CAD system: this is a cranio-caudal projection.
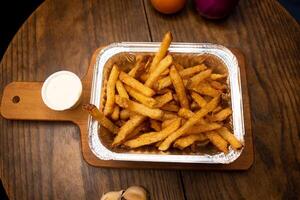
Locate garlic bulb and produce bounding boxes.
[100,190,123,200]
[122,186,147,200]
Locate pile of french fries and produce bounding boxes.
[83,32,243,153]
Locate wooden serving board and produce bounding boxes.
[0,48,253,170]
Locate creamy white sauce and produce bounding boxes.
[42,71,82,111]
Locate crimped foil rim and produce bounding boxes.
[88,42,245,164]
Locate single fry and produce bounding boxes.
[161,103,179,112]
[216,127,243,150]
[210,108,232,121]
[145,55,173,88]
[149,31,172,72]
[116,80,129,99]
[206,131,228,153]
[120,109,130,120]
[124,118,181,148]
[154,92,173,108]
[170,66,189,109]
[119,71,155,97]
[179,64,207,78]
[112,115,146,146]
[191,92,207,108]
[111,105,120,121]
[187,69,212,89]
[115,96,164,120]
[125,85,157,108]
[150,119,161,131]
[185,123,223,135]
[210,73,227,80]
[191,83,220,97]
[104,65,120,116]
[174,134,208,150]
[83,104,119,134]
[158,95,220,151]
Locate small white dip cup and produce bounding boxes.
[41,71,82,111]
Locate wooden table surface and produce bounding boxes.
[0,0,299,199]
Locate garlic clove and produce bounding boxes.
[101,190,124,200]
[122,186,148,200]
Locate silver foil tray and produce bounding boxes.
[88,42,245,164]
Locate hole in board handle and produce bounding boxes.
[12,96,20,104]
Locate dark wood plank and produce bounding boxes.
[144,0,300,199]
[0,0,185,199]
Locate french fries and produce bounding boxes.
[179,64,207,78]
[161,118,179,129]
[128,55,145,78]
[112,115,146,146]
[159,95,220,151]
[206,131,228,153]
[120,109,130,120]
[145,55,173,88]
[124,118,181,148]
[116,80,129,99]
[119,71,155,97]
[125,85,157,107]
[162,111,178,120]
[111,105,120,121]
[154,92,173,108]
[104,65,120,116]
[174,134,207,150]
[178,108,194,119]
[187,69,212,89]
[83,104,119,134]
[157,64,207,90]
[191,82,220,97]
[209,108,232,122]
[178,108,207,124]
[149,31,172,72]
[150,119,162,131]
[115,96,163,120]
[161,103,179,112]
[210,73,227,80]
[170,66,189,109]
[185,123,223,135]
[84,31,242,154]
[191,92,207,108]
[216,127,243,150]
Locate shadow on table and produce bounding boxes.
[0,180,8,200]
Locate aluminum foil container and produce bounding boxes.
[88,42,245,164]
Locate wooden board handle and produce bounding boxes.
[0,81,89,123]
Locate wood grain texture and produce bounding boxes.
[0,0,299,199]
[0,0,185,199]
[0,47,253,170]
[143,0,300,199]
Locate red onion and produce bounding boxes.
[194,0,239,19]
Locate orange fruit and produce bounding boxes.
[150,0,186,14]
